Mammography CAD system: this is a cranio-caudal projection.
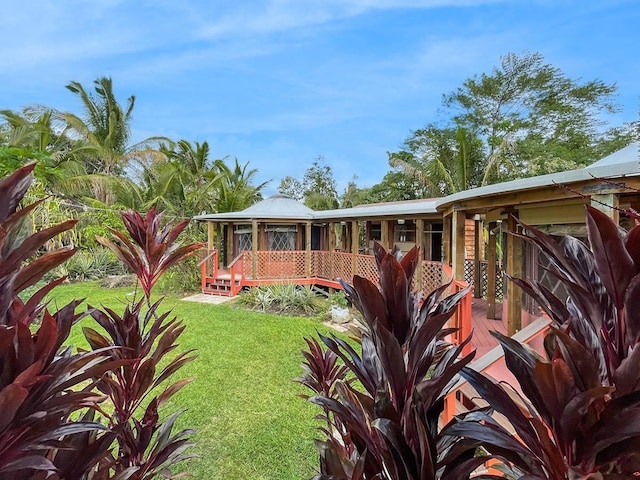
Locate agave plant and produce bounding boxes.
[298,243,475,479]
[0,164,125,479]
[447,206,640,479]
[85,208,203,479]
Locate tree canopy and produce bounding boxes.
[387,51,636,196]
[278,157,339,210]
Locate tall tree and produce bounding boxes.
[389,52,634,194]
[62,77,164,203]
[444,51,631,178]
[277,157,339,209]
[388,125,487,196]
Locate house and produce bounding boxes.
[194,142,640,359]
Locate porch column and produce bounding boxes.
[487,221,497,319]
[251,220,258,279]
[328,222,336,283]
[207,222,215,251]
[451,210,466,281]
[591,193,620,225]
[381,220,388,250]
[305,221,312,278]
[416,218,424,291]
[442,214,452,266]
[226,222,234,266]
[341,223,348,251]
[364,221,372,254]
[351,221,359,277]
[506,213,523,335]
[473,216,483,298]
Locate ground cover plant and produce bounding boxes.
[235,283,325,317]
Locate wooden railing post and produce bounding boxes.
[351,220,359,279]
[251,220,258,279]
[305,221,312,278]
[506,213,523,335]
[416,219,424,291]
[487,221,497,319]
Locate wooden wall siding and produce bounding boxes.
[464,219,476,259]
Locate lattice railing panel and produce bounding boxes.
[420,261,451,296]
[242,251,252,278]
[257,251,306,279]
[463,259,504,300]
[332,252,353,284]
[356,254,378,285]
[311,251,331,279]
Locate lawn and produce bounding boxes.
[49,282,333,479]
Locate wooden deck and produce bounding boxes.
[470,298,505,358]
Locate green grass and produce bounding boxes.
[49,282,333,479]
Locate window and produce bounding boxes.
[234,226,252,252]
[266,225,297,250]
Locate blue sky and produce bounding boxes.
[1,0,638,196]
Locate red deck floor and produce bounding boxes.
[470,298,506,358]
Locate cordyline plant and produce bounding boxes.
[0,164,127,479]
[0,165,203,479]
[447,206,640,479]
[82,208,204,479]
[297,243,476,480]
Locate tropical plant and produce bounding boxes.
[447,206,640,478]
[0,164,125,479]
[388,125,489,197]
[62,77,166,204]
[82,207,204,478]
[236,284,323,316]
[0,164,203,479]
[298,244,475,479]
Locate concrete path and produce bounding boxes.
[181,293,233,305]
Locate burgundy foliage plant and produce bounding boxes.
[448,206,640,479]
[0,166,203,479]
[298,243,475,479]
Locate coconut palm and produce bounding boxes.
[61,77,166,203]
[213,157,268,213]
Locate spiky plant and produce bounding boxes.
[298,243,475,479]
[0,164,124,479]
[448,206,640,479]
[83,208,204,479]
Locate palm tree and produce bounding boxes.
[61,77,165,203]
[388,125,490,196]
[0,107,87,193]
[213,157,268,213]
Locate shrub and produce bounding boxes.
[52,246,127,281]
[447,207,640,478]
[298,243,476,479]
[0,165,203,479]
[236,283,324,316]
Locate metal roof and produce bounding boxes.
[313,199,438,220]
[194,194,315,221]
[195,143,640,222]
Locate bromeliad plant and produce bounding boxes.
[447,206,640,479]
[298,243,475,479]
[83,208,204,479]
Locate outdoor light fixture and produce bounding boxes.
[397,219,405,225]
